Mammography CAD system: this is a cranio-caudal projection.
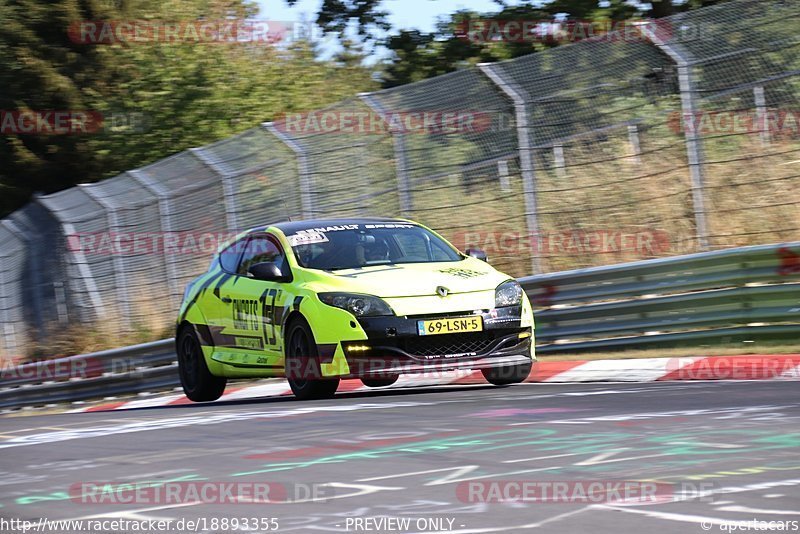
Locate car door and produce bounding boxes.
[200,238,245,356]
[218,233,292,370]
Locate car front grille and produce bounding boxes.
[400,332,497,358]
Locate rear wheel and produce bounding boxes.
[482,360,532,386]
[178,326,227,402]
[361,375,399,388]
[285,319,340,400]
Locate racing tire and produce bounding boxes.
[285,318,340,400]
[178,326,227,402]
[361,375,400,388]
[482,359,533,386]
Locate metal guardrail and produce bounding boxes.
[2,242,799,409]
[520,242,800,353]
[0,339,177,409]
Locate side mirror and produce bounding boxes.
[466,248,488,262]
[248,262,291,283]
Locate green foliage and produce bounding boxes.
[0,0,742,217]
[379,0,736,88]
[0,0,376,217]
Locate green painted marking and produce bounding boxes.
[232,427,800,477]
[15,473,206,506]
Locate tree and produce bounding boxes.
[0,0,376,217]
[286,0,390,42]
[378,0,735,88]
[291,0,735,37]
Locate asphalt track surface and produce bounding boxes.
[1,380,799,534]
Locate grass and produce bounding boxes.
[416,128,800,279]
[21,304,173,363]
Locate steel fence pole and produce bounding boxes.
[644,26,710,250]
[553,144,566,179]
[264,122,314,219]
[33,195,106,321]
[358,93,413,217]
[0,221,21,359]
[80,185,133,329]
[2,218,46,336]
[753,86,769,147]
[189,148,240,232]
[628,124,642,165]
[478,63,542,274]
[128,171,181,306]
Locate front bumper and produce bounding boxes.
[339,306,533,378]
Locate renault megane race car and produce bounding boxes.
[176,218,535,401]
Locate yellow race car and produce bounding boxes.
[176,218,535,401]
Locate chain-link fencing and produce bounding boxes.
[1,0,797,361]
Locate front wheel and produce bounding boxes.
[285,319,340,400]
[178,326,227,402]
[482,360,532,386]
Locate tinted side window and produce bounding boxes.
[218,241,244,273]
[238,236,286,276]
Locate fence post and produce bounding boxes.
[2,218,47,336]
[553,144,566,179]
[628,124,642,165]
[358,93,413,217]
[264,122,314,219]
[189,148,240,232]
[128,170,181,307]
[478,63,542,274]
[644,26,710,250]
[0,221,21,359]
[33,196,106,321]
[753,86,769,147]
[79,185,133,329]
[498,160,511,192]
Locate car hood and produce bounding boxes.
[303,258,511,298]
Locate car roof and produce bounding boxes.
[256,217,413,235]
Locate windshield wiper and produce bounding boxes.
[324,261,396,272]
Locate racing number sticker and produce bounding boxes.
[259,289,280,348]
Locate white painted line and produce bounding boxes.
[0,402,432,449]
[780,363,800,379]
[219,383,291,401]
[120,394,187,409]
[392,370,468,388]
[544,357,702,383]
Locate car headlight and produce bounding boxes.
[495,280,523,307]
[319,293,394,317]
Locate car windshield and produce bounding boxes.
[287,223,463,271]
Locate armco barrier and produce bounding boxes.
[522,242,800,352]
[1,242,799,409]
[0,339,176,409]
